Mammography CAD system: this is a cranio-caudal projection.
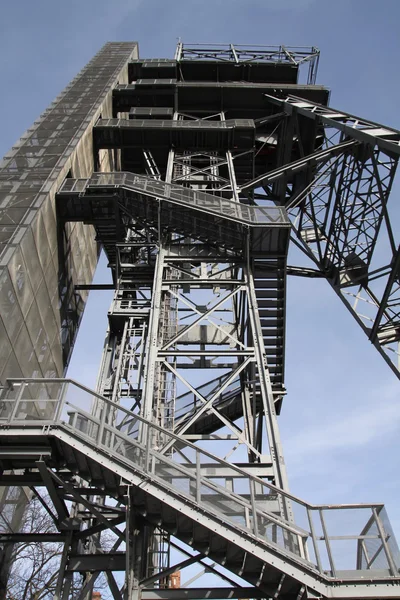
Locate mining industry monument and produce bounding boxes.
[0,41,400,599]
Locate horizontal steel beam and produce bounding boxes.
[265,93,400,156]
[287,266,324,278]
[167,462,273,477]
[157,350,254,357]
[0,447,51,460]
[68,553,125,572]
[141,588,265,600]
[75,284,115,290]
[241,139,355,192]
[0,533,67,543]
[0,475,78,488]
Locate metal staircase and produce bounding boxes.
[253,258,286,397]
[1,379,400,599]
[57,172,290,256]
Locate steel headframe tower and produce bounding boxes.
[1,41,400,600]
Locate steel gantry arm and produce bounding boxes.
[264,93,400,377]
[265,94,400,155]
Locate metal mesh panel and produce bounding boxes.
[0,42,138,587]
[359,508,400,571]
[381,508,400,569]
[0,42,138,383]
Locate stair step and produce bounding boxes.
[257,299,282,308]
[254,280,284,289]
[260,328,284,336]
[259,309,283,317]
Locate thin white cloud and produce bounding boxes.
[90,0,145,35]
[284,382,400,463]
[237,0,317,10]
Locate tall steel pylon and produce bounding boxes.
[1,41,400,600]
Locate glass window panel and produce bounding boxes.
[0,349,23,383]
[0,226,18,244]
[13,324,40,378]
[32,212,52,272]
[0,207,30,226]
[0,193,37,208]
[0,268,24,340]
[7,248,34,317]
[41,199,58,254]
[0,318,12,367]
[20,228,43,294]
[35,278,58,339]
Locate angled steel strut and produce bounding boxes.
[264,93,400,377]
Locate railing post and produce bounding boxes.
[71,411,78,430]
[98,399,107,448]
[249,479,259,538]
[196,449,201,504]
[307,508,323,573]
[358,539,369,570]
[55,381,68,422]
[372,507,398,576]
[9,383,25,422]
[319,509,336,577]
[109,429,115,453]
[145,424,151,473]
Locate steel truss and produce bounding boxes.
[1,41,400,600]
[260,94,400,376]
[174,43,320,85]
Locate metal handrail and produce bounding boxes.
[1,377,384,511]
[97,118,254,129]
[1,377,397,577]
[57,172,290,228]
[64,400,310,541]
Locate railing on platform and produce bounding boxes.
[96,118,254,130]
[0,378,399,578]
[58,172,289,227]
[174,43,320,85]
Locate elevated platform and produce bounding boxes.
[129,107,174,118]
[94,118,255,150]
[0,378,399,600]
[113,83,329,114]
[173,44,320,85]
[128,58,299,84]
[57,173,290,262]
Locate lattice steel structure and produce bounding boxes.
[1,41,400,600]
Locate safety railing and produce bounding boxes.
[175,43,320,84]
[0,378,399,578]
[57,172,289,227]
[176,43,319,63]
[96,118,254,130]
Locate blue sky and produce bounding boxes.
[1,0,400,538]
